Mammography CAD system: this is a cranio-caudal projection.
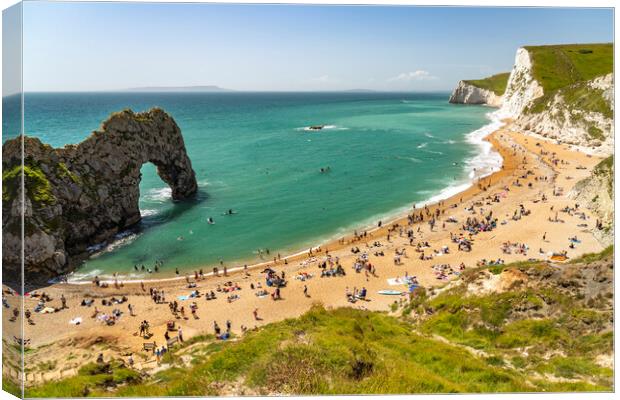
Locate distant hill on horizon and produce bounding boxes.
[343,88,377,93]
[126,85,234,92]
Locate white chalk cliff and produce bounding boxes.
[450,46,614,156]
[500,49,613,156]
[500,48,544,117]
[448,81,503,107]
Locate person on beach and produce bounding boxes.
[214,321,221,335]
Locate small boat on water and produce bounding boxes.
[308,125,325,130]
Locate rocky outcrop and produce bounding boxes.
[450,46,614,156]
[448,81,503,107]
[569,156,614,246]
[2,108,198,285]
[500,48,544,117]
[499,48,613,156]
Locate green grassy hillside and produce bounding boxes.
[525,43,613,115]
[464,72,510,95]
[22,247,613,397]
[407,246,613,391]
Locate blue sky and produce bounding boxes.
[16,3,615,92]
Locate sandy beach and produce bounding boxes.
[3,124,606,384]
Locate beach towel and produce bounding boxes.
[69,317,82,325]
[387,278,406,286]
[177,295,188,301]
[41,307,56,314]
[388,277,416,286]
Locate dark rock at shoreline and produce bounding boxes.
[2,108,198,286]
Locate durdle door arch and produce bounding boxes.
[2,109,198,287]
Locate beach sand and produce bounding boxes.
[3,125,607,384]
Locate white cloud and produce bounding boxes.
[388,70,438,82]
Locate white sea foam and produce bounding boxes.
[144,187,172,202]
[66,268,103,283]
[87,231,140,259]
[464,109,506,180]
[140,209,159,217]
[416,143,427,149]
[86,243,106,253]
[423,181,473,205]
[424,132,435,138]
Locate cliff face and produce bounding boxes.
[449,43,614,244]
[500,47,614,156]
[448,81,503,107]
[569,156,614,246]
[450,45,614,155]
[2,108,198,284]
[500,48,544,117]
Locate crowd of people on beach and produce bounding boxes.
[10,133,607,377]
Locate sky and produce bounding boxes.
[8,3,616,92]
[2,3,21,96]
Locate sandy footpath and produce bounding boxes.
[2,125,606,382]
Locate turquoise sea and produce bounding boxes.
[4,92,498,280]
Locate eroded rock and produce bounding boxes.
[2,108,198,285]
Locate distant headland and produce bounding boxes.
[125,85,234,92]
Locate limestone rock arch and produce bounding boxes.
[2,108,198,286]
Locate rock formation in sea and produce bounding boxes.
[448,81,503,107]
[2,108,198,285]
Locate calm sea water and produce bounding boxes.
[5,92,493,280]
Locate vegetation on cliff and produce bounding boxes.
[406,246,613,390]
[463,72,510,96]
[1,108,198,283]
[2,163,56,207]
[22,248,613,397]
[525,43,613,116]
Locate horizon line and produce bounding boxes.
[3,89,454,97]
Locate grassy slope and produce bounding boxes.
[407,246,613,391]
[464,72,510,96]
[23,248,613,397]
[525,43,613,117]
